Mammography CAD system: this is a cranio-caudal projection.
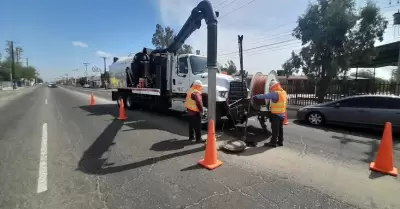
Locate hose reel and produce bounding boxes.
[249,70,279,111]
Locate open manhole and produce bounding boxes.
[221,139,247,153]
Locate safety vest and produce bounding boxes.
[185,88,201,112]
[270,90,287,114]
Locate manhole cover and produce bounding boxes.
[221,139,247,152]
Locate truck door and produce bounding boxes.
[172,56,190,94]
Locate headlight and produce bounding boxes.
[219,91,228,98]
[298,108,307,112]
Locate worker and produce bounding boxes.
[252,80,287,147]
[184,80,204,142]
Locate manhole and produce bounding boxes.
[221,139,247,152]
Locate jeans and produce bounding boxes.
[188,113,202,141]
[270,114,284,144]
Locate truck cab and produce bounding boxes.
[169,54,249,124]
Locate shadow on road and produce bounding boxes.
[76,104,205,175]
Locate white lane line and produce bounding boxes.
[37,123,48,193]
[45,99,47,104]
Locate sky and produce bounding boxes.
[1,0,400,81]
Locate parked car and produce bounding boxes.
[83,84,90,88]
[296,95,400,129]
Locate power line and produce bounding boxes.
[219,0,257,19]
[214,0,231,9]
[217,0,240,10]
[219,39,297,56]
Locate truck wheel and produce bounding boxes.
[201,107,208,129]
[116,97,122,107]
[125,96,133,109]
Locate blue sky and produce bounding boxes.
[0,0,163,81]
[1,0,400,81]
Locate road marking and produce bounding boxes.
[45,99,47,104]
[37,123,48,193]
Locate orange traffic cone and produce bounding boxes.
[90,93,96,106]
[283,112,289,125]
[198,119,223,170]
[118,98,128,120]
[370,122,398,176]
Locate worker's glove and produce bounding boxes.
[252,95,258,100]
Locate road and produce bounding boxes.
[0,85,399,209]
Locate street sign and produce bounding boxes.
[92,66,101,73]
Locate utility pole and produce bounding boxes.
[72,69,78,86]
[8,41,16,89]
[83,62,90,77]
[26,58,28,68]
[238,35,245,98]
[100,56,108,89]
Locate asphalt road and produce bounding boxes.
[0,85,399,209]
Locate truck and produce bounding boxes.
[110,0,250,127]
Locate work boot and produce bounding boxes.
[277,141,283,146]
[264,141,277,148]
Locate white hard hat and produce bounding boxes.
[269,80,280,89]
[193,80,203,86]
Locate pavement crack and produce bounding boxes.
[96,176,109,209]
[299,136,307,157]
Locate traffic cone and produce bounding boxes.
[198,119,223,170]
[370,122,398,176]
[90,93,96,106]
[283,112,289,125]
[118,98,128,120]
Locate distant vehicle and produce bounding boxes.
[83,84,90,88]
[296,95,400,129]
[48,83,57,88]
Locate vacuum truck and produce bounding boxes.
[110,0,251,127]
[109,0,279,131]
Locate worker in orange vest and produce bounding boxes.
[184,80,204,142]
[252,80,287,147]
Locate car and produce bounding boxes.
[48,83,57,88]
[296,94,400,129]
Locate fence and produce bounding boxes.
[285,80,400,106]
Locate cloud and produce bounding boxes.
[155,0,399,79]
[72,41,88,48]
[96,50,112,58]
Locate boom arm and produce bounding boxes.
[152,0,218,68]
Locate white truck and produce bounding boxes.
[109,51,249,126]
[110,0,251,127]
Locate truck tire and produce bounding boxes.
[125,96,133,110]
[116,96,127,108]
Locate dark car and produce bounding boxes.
[296,95,400,129]
[48,83,57,88]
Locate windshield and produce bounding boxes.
[190,56,207,75]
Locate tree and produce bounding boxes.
[281,51,302,81]
[292,0,387,103]
[1,44,38,82]
[151,24,193,54]
[221,60,237,75]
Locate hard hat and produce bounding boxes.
[193,80,203,87]
[269,80,280,89]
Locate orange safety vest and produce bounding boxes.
[270,90,287,114]
[184,88,201,112]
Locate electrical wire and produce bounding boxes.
[218,39,297,56]
[217,0,240,10]
[219,0,257,19]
